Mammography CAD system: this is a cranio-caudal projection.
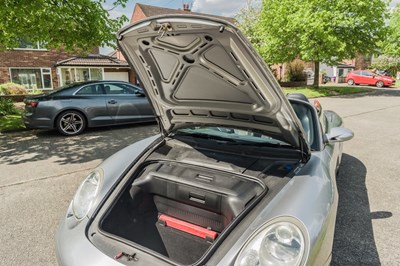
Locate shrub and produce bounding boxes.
[270,67,278,79]
[370,56,400,78]
[285,59,306,82]
[28,88,44,95]
[0,98,17,116]
[0,83,27,95]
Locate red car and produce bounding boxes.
[345,70,395,87]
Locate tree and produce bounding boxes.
[370,56,400,77]
[0,0,128,53]
[234,0,262,47]
[375,4,400,77]
[381,4,400,57]
[255,0,388,87]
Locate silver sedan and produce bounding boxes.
[22,80,154,135]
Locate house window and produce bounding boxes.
[10,68,53,90]
[15,38,47,50]
[59,67,103,86]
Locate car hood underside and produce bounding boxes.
[117,15,308,150]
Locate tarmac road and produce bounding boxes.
[320,89,400,265]
[1,89,400,265]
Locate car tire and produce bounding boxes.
[376,81,384,88]
[56,110,87,136]
[347,79,355,86]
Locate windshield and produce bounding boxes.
[175,126,292,147]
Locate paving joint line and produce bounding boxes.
[344,104,400,118]
[0,167,93,189]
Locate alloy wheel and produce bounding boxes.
[376,81,384,88]
[57,111,86,135]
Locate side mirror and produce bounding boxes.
[135,90,146,97]
[325,127,354,143]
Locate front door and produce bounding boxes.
[361,71,375,85]
[73,83,110,127]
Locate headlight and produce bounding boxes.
[72,170,102,220]
[235,219,307,266]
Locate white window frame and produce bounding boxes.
[13,41,47,51]
[58,67,104,86]
[9,67,53,90]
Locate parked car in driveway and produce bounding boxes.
[56,15,354,266]
[22,80,155,136]
[346,70,395,87]
[322,74,331,84]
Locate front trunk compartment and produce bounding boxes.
[100,161,264,265]
[89,138,302,265]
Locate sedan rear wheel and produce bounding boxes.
[56,111,86,136]
[347,79,355,86]
[376,81,384,88]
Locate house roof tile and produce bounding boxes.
[137,3,236,24]
[56,54,129,67]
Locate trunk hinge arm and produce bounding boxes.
[156,116,168,137]
[156,22,172,38]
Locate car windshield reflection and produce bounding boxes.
[175,126,292,147]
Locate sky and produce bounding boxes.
[101,0,400,54]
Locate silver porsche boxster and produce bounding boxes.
[56,15,354,266]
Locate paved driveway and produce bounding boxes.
[1,89,400,265]
[0,123,159,265]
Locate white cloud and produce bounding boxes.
[191,0,248,17]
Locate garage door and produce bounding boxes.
[104,72,129,82]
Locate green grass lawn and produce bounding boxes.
[283,86,372,98]
[0,109,25,132]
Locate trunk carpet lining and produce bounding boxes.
[101,189,214,264]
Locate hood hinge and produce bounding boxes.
[156,22,172,38]
[158,119,167,137]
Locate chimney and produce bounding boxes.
[182,3,191,12]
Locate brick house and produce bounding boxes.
[0,44,73,90]
[0,42,136,90]
[131,3,235,23]
[55,54,135,86]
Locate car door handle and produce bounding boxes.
[108,99,117,104]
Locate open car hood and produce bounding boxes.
[117,15,309,153]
